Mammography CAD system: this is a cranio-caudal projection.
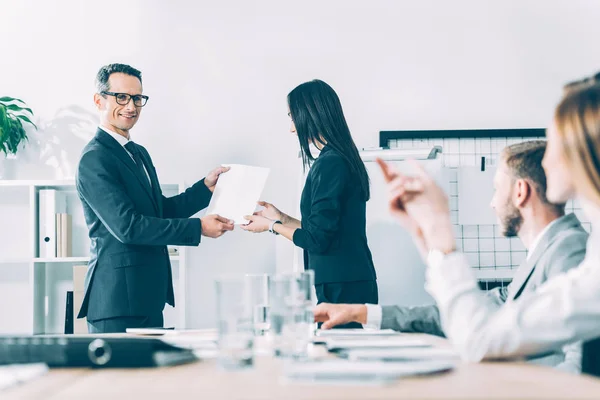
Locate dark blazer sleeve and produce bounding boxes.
[162,179,213,219]
[137,145,213,219]
[292,156,347,254]
[77,149,201,246]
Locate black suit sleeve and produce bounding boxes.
[161,179,213,219]
[292,155,347,254]
[77,149,201,246]
[137,145,213,219]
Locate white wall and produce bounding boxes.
[1,0,600,329]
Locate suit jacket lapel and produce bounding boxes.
[95,129,159,213]
[507,214,581,301]
[506,257,536,301]
[139,148,163,217]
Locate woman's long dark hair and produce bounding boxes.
[288,79,370,201]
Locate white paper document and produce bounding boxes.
[283,359,455,384]
[340,347,460,362]
[458,166,497,225]
[204,164,270,224]
[325,337,430,351]
[316,329,399,337]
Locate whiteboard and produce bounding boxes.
[365,158,451,307]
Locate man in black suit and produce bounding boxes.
[76,63,234,333]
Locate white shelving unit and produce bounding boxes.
[0,180,188,334]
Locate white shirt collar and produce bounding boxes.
[580,196,600,228]
[99,125,130,148]
[527,217,562,261]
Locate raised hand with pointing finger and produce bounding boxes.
[376,158,455,257]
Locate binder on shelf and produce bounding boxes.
[73,265,88,334]
[64,213,72,257]
[64,291,73,334]
[38,190,67,258]
[73,291,87,334]
[56,213,72,258]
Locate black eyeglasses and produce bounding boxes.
[101,91,149,107]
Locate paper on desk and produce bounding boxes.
[283,359,455,384]
[160,331,218,350]
[325,337,430,351]
[126,328,218,338]
[126,327,175,335]
[204,164,270,225]
[0,363,48,392]
[340,347,459,362]
[316,329,399,337]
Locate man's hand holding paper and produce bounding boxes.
[204,164,270,225]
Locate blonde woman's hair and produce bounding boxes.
[563,72,600,93]
[555,80,600,204]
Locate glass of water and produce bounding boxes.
[269,270,315,358]
[244,273,271,336]
[215,276,254,370]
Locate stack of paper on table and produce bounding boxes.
[339,347,460,362]
[313,329,402,344]
[316,329,399,337]
[126,328,219,358]
[283,359,455,384]
[325,336,431,351]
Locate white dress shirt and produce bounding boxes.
[426,199,600,364]
[98,125,152,187]
[527,217,560,261]
[363,303,382,329]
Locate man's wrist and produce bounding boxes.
[197,218,203,241]
[363,304,383,329]
[427,237,456,254]
[353,304,368,325]
[202,178,215,193]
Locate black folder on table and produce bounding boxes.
[0,335,197,368]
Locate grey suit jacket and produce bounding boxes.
[382,213,588,370]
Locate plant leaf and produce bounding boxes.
[0,98,33,156]
[4,104,33,115]
[0,106,6,127]
[0,97,25,104]
[16,114,37,129]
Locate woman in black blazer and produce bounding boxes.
[242,80,378,321]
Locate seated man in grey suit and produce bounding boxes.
[76,63,235,333]
[314,140,588,372]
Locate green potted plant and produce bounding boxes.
[0,97,37,179]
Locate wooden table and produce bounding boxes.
[5,334,600,399]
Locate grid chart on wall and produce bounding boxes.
[383,130,591,285]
